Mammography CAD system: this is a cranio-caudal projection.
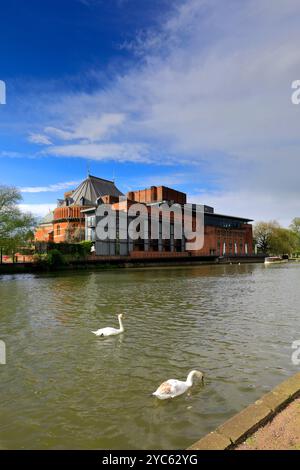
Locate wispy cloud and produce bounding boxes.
[43,142,150,163]
[5,0,300,223]
[43,112,125,143]
[28,133,52,145]
[123,171,202,191]
[24,0,300,164]
[0,151,28,158]
[20,181,80,193]
[189,188,300,228]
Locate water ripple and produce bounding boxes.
[0,263,300,449]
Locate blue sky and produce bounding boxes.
[1,0,300,225]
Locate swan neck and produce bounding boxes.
[118,316,124,332]
[186,371,198,386]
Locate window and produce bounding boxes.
[205,214,244,229]
[57,225,61,236]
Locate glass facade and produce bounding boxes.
[205,214,248,229]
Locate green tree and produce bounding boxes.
[289,217,300,235]
[289,217,300,255]
[253,221,280,253]
[269,227,299,256]
[46,249,66,267]
[0,185,36,259]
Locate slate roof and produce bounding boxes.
[69,175,123,206]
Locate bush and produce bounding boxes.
[33,250,66,268]
[35,241,92,256]
[33,253,48,266]
[46,249,66,267]
[79,241,93,255]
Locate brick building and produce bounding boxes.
[34,175,123,243]
[83,183,253,257]
[35,175,253,257]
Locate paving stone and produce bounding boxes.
[256,391,290,413]
[188,431,231,450]
[216,402,272,444]
[188,373,300,450]
[272,373,300,400]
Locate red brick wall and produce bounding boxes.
[35,205,86,243]
[35,224,53,242]
[189,223,253,256]
[127,186,186,204]
[52,220,85,243]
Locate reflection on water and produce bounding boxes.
[0,263,299,449]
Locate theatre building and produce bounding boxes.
[82,182,253,258]
[34,175,123,243]
[35,175,253,258]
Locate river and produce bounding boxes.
[0,262,299,449]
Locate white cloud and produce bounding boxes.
[124,171,198,190]
[44,127,74,141]
[19,203,57,217]
[43,113,125,143]
[0,151,28,158]
[28,133,52,145]
[189,189,298,228]
[11,0,300,223]
[44,142,151,163]
[20,181,80,193]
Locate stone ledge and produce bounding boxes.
[256,391,289,413]
[216,401,272,445]
[188,372,300,450]
[187,431,231,450]
[272,372,300,400]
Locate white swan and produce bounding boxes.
[92,314,124,337]
[152,370,204,400]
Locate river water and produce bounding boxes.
[0,263,299,449]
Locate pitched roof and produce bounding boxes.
[69,174,123,206]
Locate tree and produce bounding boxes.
[269,227,299,256]
[0,185,36,258]
[289,217,300,255]
[290,217,300,235]
[254,219,300,256]
[253,221,280,253]
[65,225,85,243]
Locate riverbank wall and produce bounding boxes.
[188,372,300,450]
[0,254,265,275]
